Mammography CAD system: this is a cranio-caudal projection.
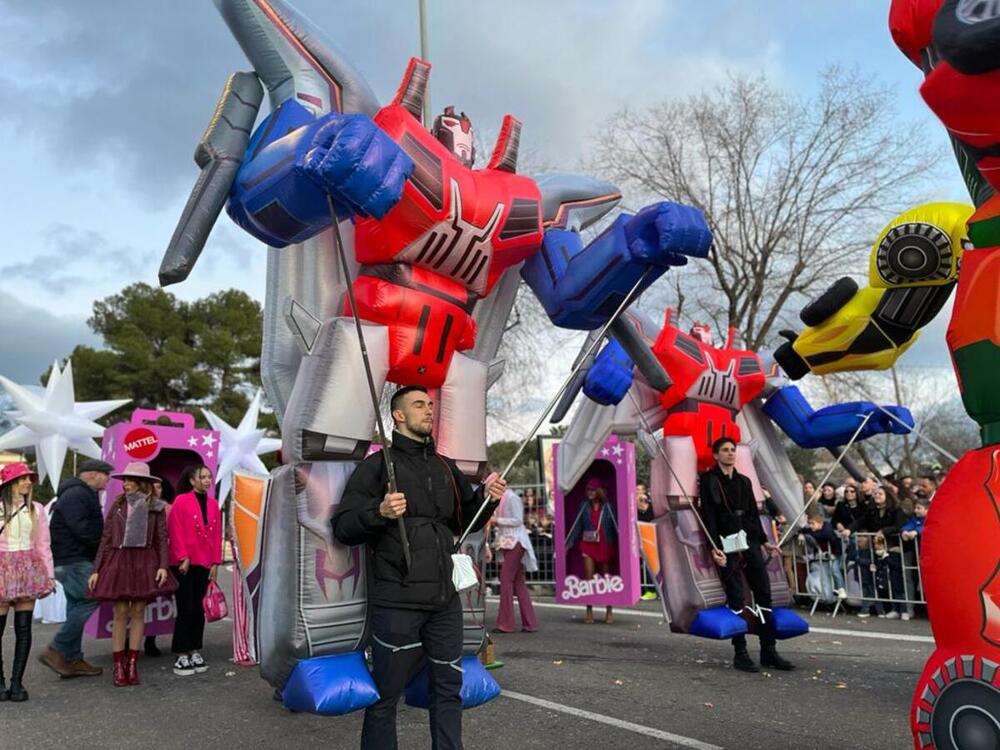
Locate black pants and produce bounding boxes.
[720,543,775,650]
[362,596,464,750]
[171,564,209,654]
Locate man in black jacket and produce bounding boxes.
[699,437,794,673]
[38,459,111,679]
[332,385,506,750]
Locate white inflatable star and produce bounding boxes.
[202,389,280,502]
[0,360,129,488]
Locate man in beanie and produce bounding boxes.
[39,459,112,678]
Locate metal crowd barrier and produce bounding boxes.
[785,530,925,619]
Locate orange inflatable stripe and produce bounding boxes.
[232,473,267,572]
[637,521,660,576]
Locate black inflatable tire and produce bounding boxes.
[934,0,1000,75]
[800,277,859,327]
[774,341,810,380]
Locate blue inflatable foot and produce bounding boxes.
[282,651,380,715]
[772,607,810,639]
[405,655,501,709]
[688,606,750,640]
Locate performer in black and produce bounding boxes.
[699,436,795,673]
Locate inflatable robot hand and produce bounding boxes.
[762,384,914,449]
[227,102,414,248]
[774,202,972,379]
[522,201,712,330]
[583,340,635,406]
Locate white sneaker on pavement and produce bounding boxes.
[885,611,900,620]
[901,613,912,621]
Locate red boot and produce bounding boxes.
[125,650,140,686]
[112,651,128,687]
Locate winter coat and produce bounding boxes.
[49,477,104,565]
[832,500,867,531]
[698,466,765,548]
[93,496,171,572]
[800,521,843,557]
[331,431,497,611]
[167,492,223,568]
[850,504,907,546]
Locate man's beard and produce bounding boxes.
[407,417,433,437]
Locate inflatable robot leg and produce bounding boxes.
[281,318,389,462]
[258,462,379,715]
[434,352,489,480]
[910,447,1000,750]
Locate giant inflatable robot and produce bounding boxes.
[159,0,711,715]
[888,2,1000,748]
[555,304,913,642]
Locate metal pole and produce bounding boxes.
[777,412,874,547]
[418,0,431,128]
[457,269,653,549]
[327,197,411,570]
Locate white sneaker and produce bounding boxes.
[901,613,912,621]
[835,588,848,600]
[877,612,887,618]
[884,611,900,620]
[173,655,195,676]
[857,612,870,619]
[190,652,209,674]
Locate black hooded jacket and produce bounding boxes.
[332,431,498,611]
[49,477,104,565]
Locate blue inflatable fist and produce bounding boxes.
[623,202,713,267]
[300,113,414,220]
[227,100,414,248]
[522,200,713,330]
[584,340,635,405]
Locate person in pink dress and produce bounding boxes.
[493,489,539,633]
[0,462,54,702]
[87,462,176,687]
[167,464,222,677]
[565,478,618,624]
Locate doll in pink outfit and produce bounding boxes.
[0,462,54,702]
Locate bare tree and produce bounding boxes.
[590,67,940,350]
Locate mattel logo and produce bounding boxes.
[123,427,159,460]
[560,574,625,600]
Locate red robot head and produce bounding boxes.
[689,322,714,346]
[433,106,476,168]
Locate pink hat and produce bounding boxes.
[0,462,37,487]
[111,461,161,483]
[585,477,603,491]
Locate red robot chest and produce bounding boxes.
[354,105,544,297]
[652,328,766,414]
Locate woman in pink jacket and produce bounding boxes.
[167,464,222,677]
[0,462,54,702]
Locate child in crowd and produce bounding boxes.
[897,496,929,620]
[798,514,846,599]
[0,463,54,702]
[88,462,176,687]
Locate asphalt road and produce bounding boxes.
[3,586,929,749]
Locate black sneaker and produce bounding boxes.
[733,650,759,672]
[173,655,196,676]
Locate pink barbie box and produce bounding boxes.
[85,409,220,639]
[554,435,640,608]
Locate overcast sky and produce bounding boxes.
[0,1,969,399]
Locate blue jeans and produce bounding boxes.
[51,561,98,661]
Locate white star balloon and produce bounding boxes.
[202,389,280,503]
[0,360,130,488]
